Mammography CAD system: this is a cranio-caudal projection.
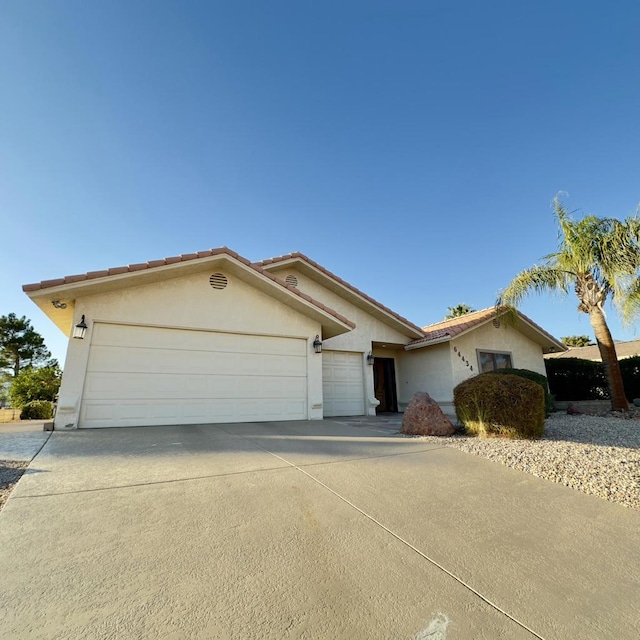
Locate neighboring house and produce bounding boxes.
[23,248,565,429]
[544,339,640,362]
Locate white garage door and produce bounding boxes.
[79,323,308,428]
[322,350,365,417]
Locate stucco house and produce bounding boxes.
[23,248,565,429]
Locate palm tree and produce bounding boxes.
[561,335,593,347]
[445,304,475,319]
[498,198,640,411]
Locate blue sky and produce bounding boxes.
[2,1,640,365]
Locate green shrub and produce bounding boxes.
[489,368,554,415]
[20,400,53,420]
[454,373,545,439]
[9,365,61,407]
[620,356,640,400]
[545,355,640,401]
[544,357,609,401]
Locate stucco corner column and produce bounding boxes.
[307,335,324,420]
[364,352,379,416]
[53,314,92,430]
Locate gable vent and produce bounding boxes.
[209,273,228,290]
[492,318,501,328]
[285,274,298,288]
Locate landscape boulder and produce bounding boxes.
[401,392,455,436]
[566,402,585,415]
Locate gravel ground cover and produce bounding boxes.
[0,461,28,511]
[417,413,640,509]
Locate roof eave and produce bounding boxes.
[404,334,452,350]
[24,252,355,339]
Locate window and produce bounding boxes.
[478,350,512,373]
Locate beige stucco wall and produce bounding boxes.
[272,268,414,415]
[55,269,324,429]
[450,322,546,390]
[279,269,412,349]
[395,323,546,417]
[396,344,453,412]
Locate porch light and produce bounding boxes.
[73,315,88,340]
[313,335,322,354]
[367,351,375,366]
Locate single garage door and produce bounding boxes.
[322,350,365,417]
[79,323,308,428]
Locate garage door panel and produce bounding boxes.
[322,351,365,417]
[79,323,308,428]
[81,402,114,422]
[91,323,307,357]
[326,367,363,383]
[148,401,181,421]
[87,346,306,378]
[80,396,308,428]
[83,373,307,401]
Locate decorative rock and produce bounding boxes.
[401,392,455,436]
[567,402,585,415]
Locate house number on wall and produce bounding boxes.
[453,346,473,371]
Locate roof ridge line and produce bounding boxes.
[256,252,425,336]
[22,247,356,331]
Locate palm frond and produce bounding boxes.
[616,277,640,325]
[497,266,572,308]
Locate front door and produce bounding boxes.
[373,357,398,413]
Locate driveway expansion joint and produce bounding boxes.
[290,446,451,469]
[11,464,295,499]
[221,426,547,640]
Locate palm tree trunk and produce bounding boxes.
[589,308,629,411]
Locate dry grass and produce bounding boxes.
[0,409,21,423]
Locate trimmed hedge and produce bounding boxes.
[454,373,545,439]
[544,357,621,401]
[20,400,53,420]
[620,356,640,400]
[488,368,554,416]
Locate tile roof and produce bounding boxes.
[545,339,640,361]
[22,247,356,330]
[421,308,502,339]
[257,252,425,336]
[407,307,565,349]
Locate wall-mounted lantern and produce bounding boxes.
[313,335,322,354]
[366,351,375,366]
[73,315,88,340]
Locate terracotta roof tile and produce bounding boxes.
[128,263,149,271]
[86,270,110,279]
[22,247,356,331]
[256,252,424,336]
[40,278,66,288]
[408,307,563,349]
[65,274,88,284]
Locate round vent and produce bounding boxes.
[285,274,298,287]
[492,318,501,328]
[209,273,228,290]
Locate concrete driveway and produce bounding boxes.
[0,421,51,461]
[0,418,638,639]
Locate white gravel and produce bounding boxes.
[0,460,28,511]
[417,414,640,510]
